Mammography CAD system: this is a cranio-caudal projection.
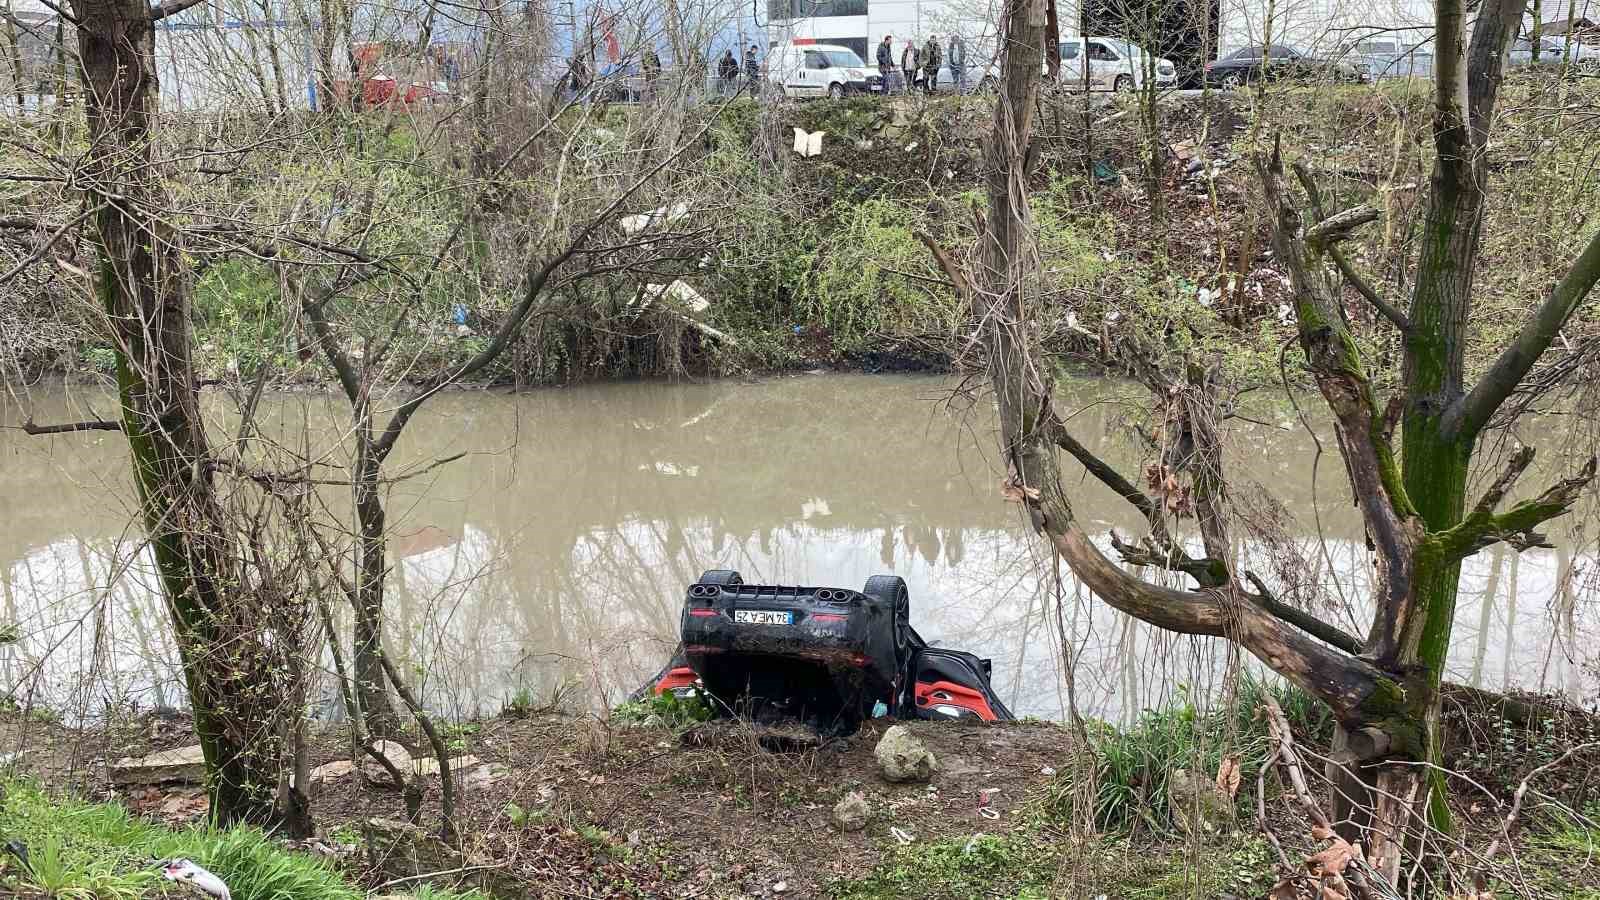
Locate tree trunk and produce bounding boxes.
[353,421,401,736]
[71,0,285,827]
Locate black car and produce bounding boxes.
[643,570,1012,733]
[1204,44,1365,88]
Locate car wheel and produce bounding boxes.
[978,74,996,92]
[828,82,844,100]
[863,575,912,661]
[1114,74,1134,93]
[1221,72,1244,90]
[697,569,743,587]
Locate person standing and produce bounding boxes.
[922,34,941,94]
[876,34,896,94]
[717,49,738,97]
[947,33,966,93]
[642,46,661,98]
[900,39,919,94]
[566,54,590,102]
[744,43,761,96]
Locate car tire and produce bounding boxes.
[828,82,844,100]
[697,569,743,587]
[1221,72,1244,90]
[1114,74,1134,93]
[978,74,996,92]
[863,575,912,661]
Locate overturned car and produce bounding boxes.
[639,570,1012,733]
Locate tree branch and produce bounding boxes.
[1258,140,1420,665]
[1243,571,1364,654]
[1304,205,1379,248]
[150,0,208,21]
[19,418,123,435]
[1428,450,1597,560]
[1448,226,1600,440]
[1291,161,1409,331]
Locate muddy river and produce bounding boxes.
[1,374,1593,723]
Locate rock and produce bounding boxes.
[410,753,479,777]
[362,818,522,900]
[309,759,355,783]
[360,740,413,784]
[832,790,870,831]
[111,745,206,786]
[874,725,937,783]
[1167,768,1234,834]
[464,762,508,789]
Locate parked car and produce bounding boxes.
[767,42,879,99]
[1204,44,1365,88]
[1336,38,1434,80]
[1507,36,1600,72]
[964,37,1176,93]
[1055,37,1178,91]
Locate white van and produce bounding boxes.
[767,41,879,99]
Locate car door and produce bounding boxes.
[1264,44,1298,80]
[788,50,822,97]
[1085,39,1119,89]
[1058,40,1087,89]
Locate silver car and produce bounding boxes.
[1507,36,1600,71]
[1338,39,1434,80]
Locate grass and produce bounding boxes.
[1046,676,1331,833]
[0,778,484,900]
[830,816,1279,899]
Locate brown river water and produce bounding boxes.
[1,374,1593,723]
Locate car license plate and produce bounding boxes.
[734,610,792,626]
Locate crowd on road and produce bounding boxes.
[560,31,978,104]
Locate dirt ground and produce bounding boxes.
[2,711,1080,898]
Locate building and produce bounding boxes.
[762,0,1504,75]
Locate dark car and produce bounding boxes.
[1204,44,1365,88]
[647,570,1012,733]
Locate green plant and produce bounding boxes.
[1047,677,1327,833]
[81,346,117,374]
[611,689,713,729]
[0,778,377,900]
[832,830,1056,899]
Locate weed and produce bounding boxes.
[0,778,487,900]
[612,690,713,729]
[831,830,1057,899]
[1047,676,1329,833]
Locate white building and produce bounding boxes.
[763,0,1600,72]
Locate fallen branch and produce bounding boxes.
[19,418,123,435]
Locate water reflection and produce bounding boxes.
[1,375,1594,723]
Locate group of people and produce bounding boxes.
[716,45,764,97]
[877,33,967,95]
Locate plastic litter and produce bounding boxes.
[890,826,915,845]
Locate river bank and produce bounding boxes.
[9,75,1595,392]
[3,692,1597,899]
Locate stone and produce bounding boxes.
[309,759,355,783]
[362,818,522,900]
[1167,768,1234,834]
[832,790,870,831]
[410,753,479,777]
[111,745,206,786]
[360,740,413,784]
[463,762,507,789]
[874,725,937,783]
